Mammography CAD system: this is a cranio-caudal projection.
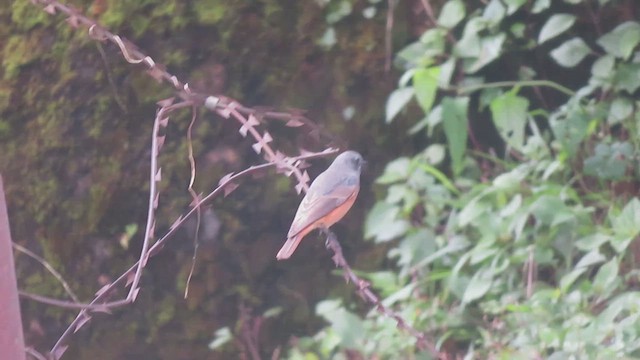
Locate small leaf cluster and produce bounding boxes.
[288,0,640,358]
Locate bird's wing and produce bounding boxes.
[287,174,358,238]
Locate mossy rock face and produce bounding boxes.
[2,0,399,358]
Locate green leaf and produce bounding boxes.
[386,184,419,213]
[550,37,591,67]
[575,249,606,268]
[575,233,611,251]
[441,96,469,176]
[316,300,364,349]
[593,258,619,297]
[597,21,640,59]
[530,195,572,226]
[408,115,429,135]
[538,14,577,44]
[590,55,615,88]
[381,283,418,307]
[598,292,640,324]
[389,228,437,268]
[459,198,486,226]
[549,108,591,156]
[503,0,526,15]
[583,142,633,180]
[466,34,506,73]
[395,28,447,69]
[611,198,640,239]
[490,91,529,151]
[511,22,526,38]
[385,87,414,123]
[423,144,446,165]
[427,105,444,135]
[415,161,460,194]
[500,193,522,217]
[530,195,570,225]
[483,0,505,24]
[376,157,411,184]
[413,67,440,114]
[395,43,430,69]
[532,0,551,13]
[560,267,588,291]
[326,0,353,24]
[613,63,640,93]
[263,307,283,318]
[479,88,503,111]
[438,0,465,29]
[548,352,570,360]
[607,97,634,125]
[419,28,448,55]
[317,27,337,49]
[462,268,493,303]
[364,202,410,242]
[412,235,470,270]
[438,58,456,87]
[493,164,531,189]
[455,18,487,58]
[208,327,233,350]
[612,236,634,254]
[365,271,399,295]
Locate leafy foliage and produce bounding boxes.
[289,0,640,358]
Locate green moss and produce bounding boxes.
[164,49,188,68]
[0,0,401,357]
[2,34,39,79]
[0,82,12,113]
[0,119,10,138]
[151,0,177,17]
[130,73,171,103]
[99,0,133,28]
[31,178,59,223]
[156,296,176,326]
[10,0,50,31]
[193,0,230,25]
[131,15,151,37]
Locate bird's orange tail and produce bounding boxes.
[276,235,303,260]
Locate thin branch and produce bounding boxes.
[239,305,262,360]
[12,243,79,303]
[94,42,127,112]
[25,347,47,360]
[45,149,338,358]
[18,291,120,311]
[26,2,438,359]
[184,106,201,299]
[385,0,397,72]
[126,100,184,302]
[322,228,441,358]
[32,0,339,145]
[419,0,438,26]
[452,80,576,97]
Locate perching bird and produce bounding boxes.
[276,151,364,260]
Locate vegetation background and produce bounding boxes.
[2,0,640,359]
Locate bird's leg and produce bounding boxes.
[320,226,331,248]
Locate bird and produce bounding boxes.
[276,151,364,260]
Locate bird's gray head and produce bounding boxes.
[332,151,364,172]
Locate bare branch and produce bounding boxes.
[24,2,437,358]
[43,149,337,357]
[12,243,79,303]
[322,228,441,358]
